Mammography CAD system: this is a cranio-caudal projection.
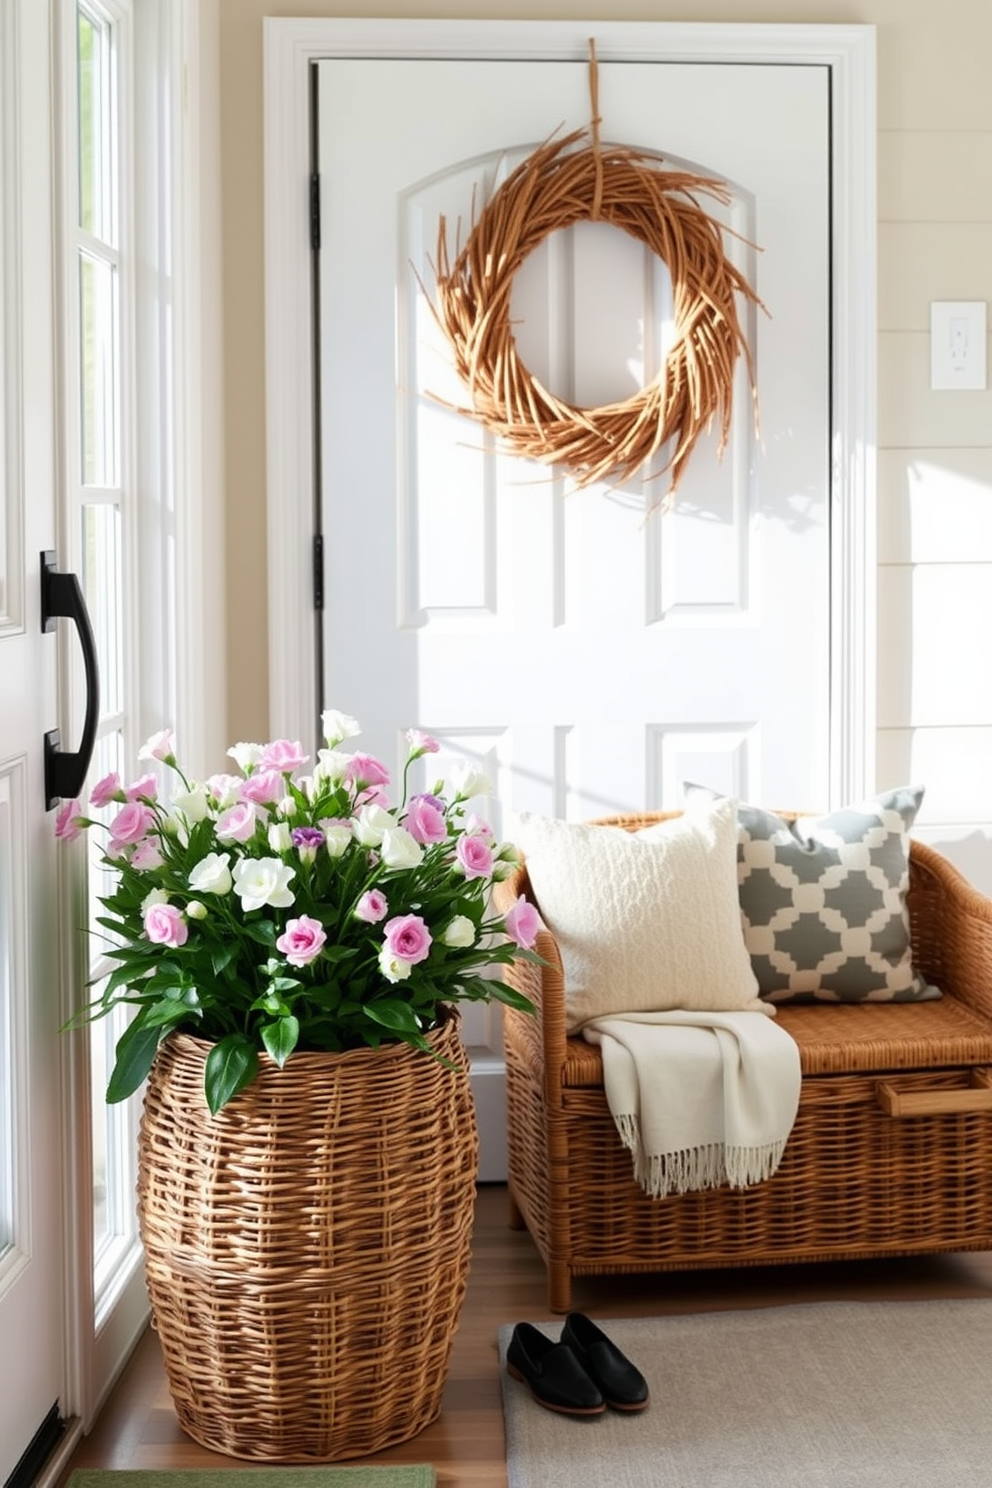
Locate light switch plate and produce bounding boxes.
[930,301,987,390]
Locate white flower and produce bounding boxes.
[321,709,361,747]
[138,728,175,763]
[188,851,233,897]
[186,900,208,921]
[228,741,263,773]
[141,887,169,912]
[379,826,424,871]
[172,785,210,823]
[268,820,292,853]
[378,944,413,983]
[352,803,394,847]
[451,762,491,800]
[232,856,296,911]
[278,793,298,818]
[441,916,476,948]
[313,748,351,787]
[321,820,352,857]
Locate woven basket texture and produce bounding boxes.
[495,813,992,1312]
[137,1008,478,1461]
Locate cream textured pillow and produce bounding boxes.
[511,798,768,1033]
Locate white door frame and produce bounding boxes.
[263,18,876,804]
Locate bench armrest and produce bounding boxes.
[908,839,992,1020]
[493,867,571,1100]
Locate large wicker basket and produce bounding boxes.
[137,1008,478,1461]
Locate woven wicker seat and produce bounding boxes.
[494,814,992,1313]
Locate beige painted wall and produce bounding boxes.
[217,0,992,878]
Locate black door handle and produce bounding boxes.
[41,550,100,810]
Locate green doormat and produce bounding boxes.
[66,1471,434,1488]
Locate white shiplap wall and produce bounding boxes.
[876,11,992,895]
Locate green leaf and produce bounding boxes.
[211,943,238,975]
[139,999,197,1030]
[261,1015,300,1068]
[266,975,302,994]
[485,980,537,1014]
[204,1034,258,1115]
[319,943,360,966]
[106,1017,164,1103]
[244,920,278,947]
[364,999,422,1036]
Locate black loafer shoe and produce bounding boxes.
[506,1321,605,1416]
[560,1313,650,1412]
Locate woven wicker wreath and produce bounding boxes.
[430,111,763,502]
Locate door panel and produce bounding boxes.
[318,58,829,814]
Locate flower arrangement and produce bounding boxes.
[57,710,540,1113]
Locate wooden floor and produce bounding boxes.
[62,1183,992,1486]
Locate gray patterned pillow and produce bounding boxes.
[683,785,939,1004]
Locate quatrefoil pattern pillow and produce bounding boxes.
[684,785,939,1004]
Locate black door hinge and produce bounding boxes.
[310,172,320,251]
[312,533,324,610]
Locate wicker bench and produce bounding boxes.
[494,817,992,1313]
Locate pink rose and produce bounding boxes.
[109,801,156,845]
[240,769,285,805]
[131,838,165,871]
[382,913,432,966]
[503,894,541,949]
[276,914,327,967]
[355,784,389,809]
[55,798,85,841]
[259,739,309,774]
[143,901,188,948]
[125,772,158,802]
[206,772,244,807]
[89,773,122,808]
[346,753,390,790]
[355,889,388,924]
[403,795,447,846]
[455,833,494,880]
[405,728,439,755]
[215,802,257,843]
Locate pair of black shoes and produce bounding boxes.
[506,1312,650,1417]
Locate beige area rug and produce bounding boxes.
[500,1301,992,1487]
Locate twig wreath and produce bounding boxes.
[428,43,764,503]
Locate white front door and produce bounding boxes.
[314,45,834,1175]
[316,55,830,812]
[0,0,68,1474]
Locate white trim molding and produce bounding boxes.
[263,19,877,800]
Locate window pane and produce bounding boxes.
[81,502,122,716]
[78,252,118,487]
[77,8,110,241]
[86,728,124,944]
[86,728,132,1276]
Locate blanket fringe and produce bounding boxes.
[614,1116,789,1199]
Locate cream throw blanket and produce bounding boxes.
[582,1011,802,1199]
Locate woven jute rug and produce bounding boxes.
[66,1470,434,1488]
[500,1300,992,1487]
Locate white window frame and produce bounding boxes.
[53,0,223,1430]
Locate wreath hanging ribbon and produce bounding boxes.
[428,40,764,504]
